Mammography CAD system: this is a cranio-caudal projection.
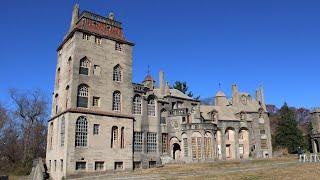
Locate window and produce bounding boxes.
[204,135,212,159]
[260,129,266,135]
[133,161,141,169]
[82,33,90,40]
[77,84,89,108]
[133,95,142,115]
[162,133,168,153]
[261,139,268,149]
[149,161,157,168]
[60,117,65,147]
[113,64,122,82]
[93,65,101,76]
[95,162,104,171]
[112,91,121,111]
[93,96,100,107]
[67,57,72,81]
[79,57,89,75]
[49,122,53,150]
[55,94,59,114]
[54,160,57,172]
[49,160,51,172]
[114,162,123,170]
[183,138,188,157]
[134,132,143,152]
[147,132,157,153]
[65,86,69,109]
[115,42,122,51]
[60,159,63,172]
[191,136,202,160]
[148,99,156,116]
[111,126,118,148]
[93,124,100,135]
[95,37,102,45]
[75,116,88,147]
[56,68,60,88]
[120,127,125,149]
[76,162,86,170]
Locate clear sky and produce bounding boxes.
[1,0,319,108]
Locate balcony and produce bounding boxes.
[181,123,216,131]
[168,108,188,117]
[133,84,147,93]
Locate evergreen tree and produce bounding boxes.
[173,81,200,100]
[275,103,305,153]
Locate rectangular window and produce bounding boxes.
[76,162,86,170]
[160,117,166,124]
[149,161,157,168]
[147,132,157,153]
[133,161,141,169]
[82,33,90,40]
[49,160,51,172]
[93,65,101,76]
[60,159,63,172]
[261,139,268,149]
[191,137,202,160]
[95,37,102,45]
[95,161,104,171]
[260,129,266,135]
[93,96,100,107]
[77,97,88,108]
[114,162,123,170]
[115,42,122,51]
[162,133,168,153]
[93,124,100,135]
[134,132,143,152]
[54,160,57,172]
[183,138,188,157]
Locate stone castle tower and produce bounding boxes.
[46,4,135,179]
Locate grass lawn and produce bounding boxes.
[75,156,320,180]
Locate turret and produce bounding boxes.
[69,4,79,32]
[215,91,228,106]
[232,84,239,105]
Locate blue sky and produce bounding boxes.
[1,0,319,108]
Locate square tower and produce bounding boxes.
[46,4,135,179]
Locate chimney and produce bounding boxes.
[69,4,80,32]
[159,70,165,95]
[232,84,239,105]
[165,81,171,95]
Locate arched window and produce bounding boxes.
[60,116,65,147]
[148,98,156,116]
[121,127,125,149]
[111,126,118,148]
[49,122,53,150]
[79,57,89,75]
[133,95,142,115]
[112,91,121,111]
[77,84,89,108]
[65,86,69,109]
[113,64,122,82]
[75,116,88,147]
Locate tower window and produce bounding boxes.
[60,116,65,147]
[120,127,125,149]
[92,96,100,107]
[93,124,100,135]
[148,99,156,117]
[112,91,121,111]
[115,42,122,51]
[82,33,90,40]
[93,65,101,76]
[133,95,142,115]
[75,116,88,147]
[111,126,118,148]
[77,84,89,108]
[95,37,102,45]
[113,64,122,82]
[79,57,90,75]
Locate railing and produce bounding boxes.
[168,108,188,117]
[181,123,215,131]
[133,84,147,93]
[79,11,122,28]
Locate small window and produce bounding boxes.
[113,65,122,82]
[147,132,157,153]
[112,91,121,112]
[162,133,168,153]
[260,129,266,135]
[60,159,63,172]
[149,161,157,168]
[95,37,102,45]
[93,65,101,76]
[93,96,100,107]
[134,132,143,152]
[115,42,122,51]
[95,161,104,171]
[133,95,142,115]
[133,161,141,169]
[77,84,89,108]
[79,57,90,75]
[148,99,156,117]
[93,124,100,135]
[111,126,118,148]
[54,160,57,172]
[76,162,86,170]
[82,33,90,40]
[115,162,123,170]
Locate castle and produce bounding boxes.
[46,4,272,179]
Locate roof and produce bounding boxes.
[215,91,226,97]
[143,75,153,82]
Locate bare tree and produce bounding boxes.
[9,89,48,164]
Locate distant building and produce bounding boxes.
[46,4,273,179]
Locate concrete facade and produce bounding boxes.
[46,4,273,179]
